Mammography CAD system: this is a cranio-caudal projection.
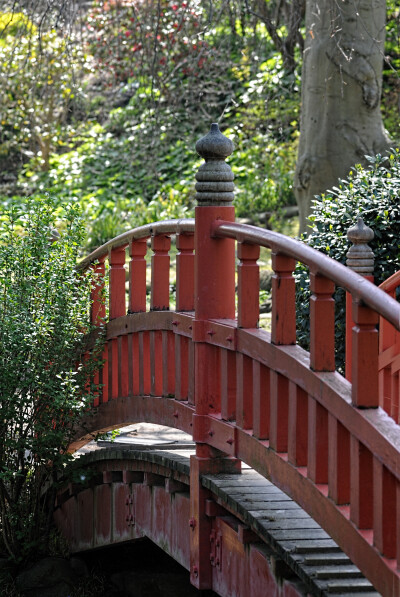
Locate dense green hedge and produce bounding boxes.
[296,150,400,372]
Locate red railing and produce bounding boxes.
[378,270,400,423]
[74,124,400,596]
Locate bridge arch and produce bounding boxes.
[65,124,400,596]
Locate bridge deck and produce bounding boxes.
[61,441,380,596]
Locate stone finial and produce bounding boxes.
[346,217,374,275]
[195,123,234,206]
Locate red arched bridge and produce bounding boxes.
[55,124,400,597]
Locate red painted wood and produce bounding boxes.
[109,245,127,319]
[175,334,189,400]
[110,338,119,400]
[308,397,328,484]
[188,339,195,405]
[194,206,235,321]
[236,353,253,430]
[150,330,163,396]
[100,346,108,404]
[373,458,397,558]
[252,361,270,440]
[221,348,236,421]
[271,253,296,345]
[237,242,260,329]
[139,331,151,396]
[328,414,350,505]
[310,273,335,371]
[91,256,106,325]
[131,333,139,396]
[269,371,289,452]
[176,232,195,311]
[151,234,171,311]
[350,437,373,529]
[129,238,147,313]
[288,383,308,467]
[162,331,175,397]
[118,335,129,398]
[195,344,221,416]
[351,300,379,407]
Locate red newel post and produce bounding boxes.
[190,124,239,590]
[345,218,378,407]
[345,218,375,381]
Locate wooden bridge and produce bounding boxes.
[55,124,400,597]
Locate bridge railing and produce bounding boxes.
[76,124,400,596]
[378,269,400,423]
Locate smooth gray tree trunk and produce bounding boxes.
[294,0,390,235]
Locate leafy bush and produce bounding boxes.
[296,149,400,372]
[0,196,103,566]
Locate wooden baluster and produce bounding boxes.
[109,339,118,400]
[175,334,189,400]
[236,353,253,430]
[118,335,129,398]
[90,257,106,408]
[288,383,308,467]
[373,458,397,558]
[253,361,270,440]
[271,254,296,345]
[350,437,373,529]
[188,338,195,405]
[151,234,171,311]
[109,246,127,400]
[100,346,108,403]
[131,333,140,396]
[351,299,379,407]
[176,233,194,311]
[91,256,106,325]
[345,218,374,381]
[139,331,151,395]
[237,242,260,328]
[109,245,127,319]
[221,348,236,421]
[310,273,335,371]
[129,238,147,313]
[269,371,289,452]
[328,414,350,504]
[162,330,175,397]
[308,397,328,484]
[150,330,163,396]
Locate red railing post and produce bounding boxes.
[190,124,239,590]
[345,217,375,381]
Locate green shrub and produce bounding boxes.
[0,196,103,566]
[296,149,400,372]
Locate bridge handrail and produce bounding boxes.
[379,268,400,294]
[214,220,400,332]
[78,218,195,272]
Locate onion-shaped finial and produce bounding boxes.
[195,123,235,206]
[346,217,375,275]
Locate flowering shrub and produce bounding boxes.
[87,0,208,87]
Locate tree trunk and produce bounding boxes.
[294,0,390,235]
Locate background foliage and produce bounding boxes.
[296,149,400,372]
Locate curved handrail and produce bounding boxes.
[78,218,195,272]
[379,268,400,294]
[214,220,400,331]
